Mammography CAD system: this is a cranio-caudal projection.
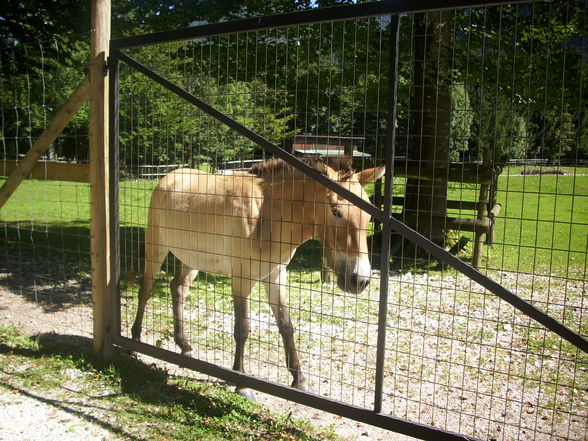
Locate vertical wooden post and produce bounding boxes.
[89,0,113,359]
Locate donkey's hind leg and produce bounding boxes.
[170,262,198,355]
[131,231,167,343]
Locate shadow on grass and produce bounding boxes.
[0,223,145,310]
[0,332,330,441]
[0,222,92,310]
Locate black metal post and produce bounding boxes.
[108,50,121,336]
[374,14,400,414]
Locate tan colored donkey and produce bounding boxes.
[131,157,385,399]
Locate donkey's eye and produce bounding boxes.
[332,208,343,218]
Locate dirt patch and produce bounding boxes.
[2,269,587,441]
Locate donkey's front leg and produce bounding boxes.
[170,263,199,355]
[232,276,255,401]
[264,267,309,392]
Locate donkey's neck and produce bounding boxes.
[261,178,325,247]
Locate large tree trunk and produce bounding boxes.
[403,11,453,251]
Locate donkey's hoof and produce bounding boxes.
[292,378,311,393]
[180,346,193,357]
[236,387,257,402]
[176,339,193,356]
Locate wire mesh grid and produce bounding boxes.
[117,14,389,405]
[0,38,92,337]
[385,3,587,440]
[114,2,587,440]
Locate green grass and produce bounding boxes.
[1,168,586,277]
[0,325,339,441]
[31,164,584,282]
[1,173,586,439]
[488,167,588,274]
[383,167,588,274]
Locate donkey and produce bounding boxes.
[131,157,385,399]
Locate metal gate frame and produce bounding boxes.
[107,1,588,440]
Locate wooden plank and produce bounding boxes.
[90,0,113,359]
[488,203,502,221]
[390,196,480,212]
[393,160,497,185]
[395,213,492,234]
[0,160,89,183]
[0,75,90,210]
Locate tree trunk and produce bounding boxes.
[403,11,453,251]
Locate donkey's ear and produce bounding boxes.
[356,165,385,186]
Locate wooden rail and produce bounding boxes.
[0,160,89,183]
[396,203,501,234]
[387,160,502,268]
[392,160,499,185]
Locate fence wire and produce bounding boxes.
[116,3,587,440]
[0,1,585,441]
[0,39,92,338]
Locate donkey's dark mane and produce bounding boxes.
[249,156,354,181]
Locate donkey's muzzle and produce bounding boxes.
[337,272,370,294]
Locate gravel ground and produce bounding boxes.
[0,388,113,441]
[1,268,586,441]
[0,287,410,441]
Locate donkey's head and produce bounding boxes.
[314,160,385,294]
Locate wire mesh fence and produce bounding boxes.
[113,2,587,440]
[0,37,92,337]
[0,1,585,440]
[116,11,390,400]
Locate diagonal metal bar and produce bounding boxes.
[114,50,588,355]
[115,51,385,223]
[388,215,588,354]
[118,336,484,441]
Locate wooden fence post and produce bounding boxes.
[89,0,113,359]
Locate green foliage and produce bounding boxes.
[118,58,296,170]
[2,0,587,167]
[528,109,577,160]
[468,87,528,163]
[449,83,473,161]
[577,111,588,159]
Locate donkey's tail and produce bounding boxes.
[127,241,145,284]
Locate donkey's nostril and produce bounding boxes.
[357,276,370,291]
[349,274,370,293]
[337,270,371,294]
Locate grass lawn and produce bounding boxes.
[0,169,586,440]
[384,166,588,276]
[0,167,586,277]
